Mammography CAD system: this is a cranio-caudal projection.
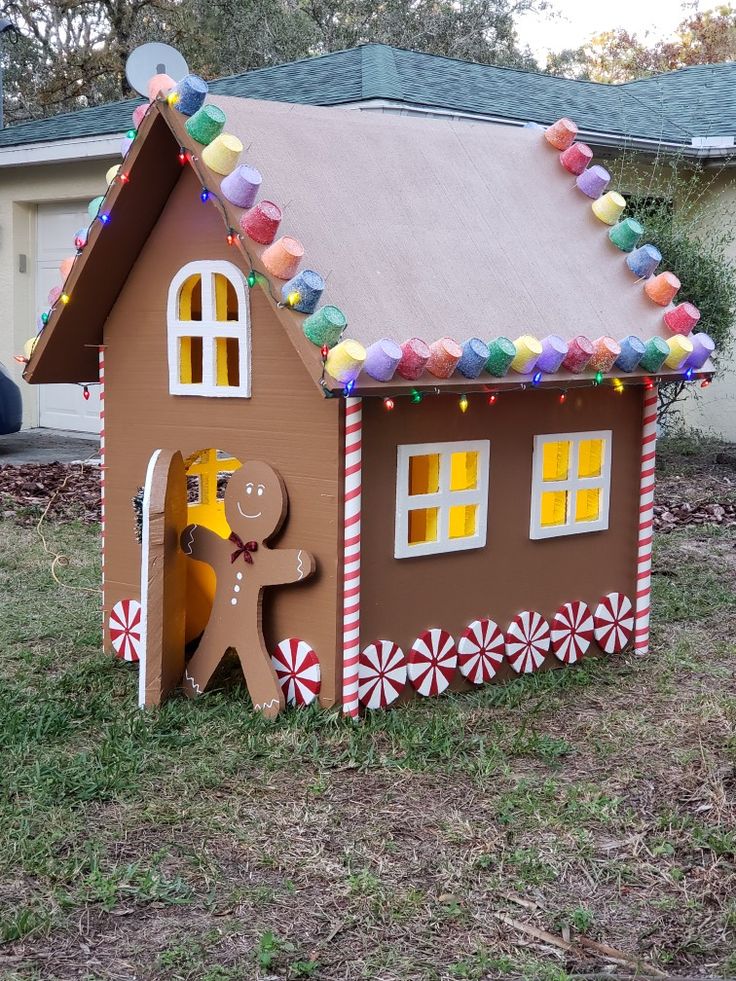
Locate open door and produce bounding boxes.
[139,449,187,707]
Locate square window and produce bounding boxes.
[450,451,478,491]
[542,440,570,481]
[408,454,440,496]
[449,504,477,539]
[408,507,439,545]
[531,431,611,539]
[396,441,490,558]
[540,490,568,527]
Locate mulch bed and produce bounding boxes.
[0,462,100,525]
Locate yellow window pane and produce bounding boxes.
[449,504,477,539]
[215,337,240,387]
[179,336,203,385]
[578,439,604,478]
[408,507,439,545]
[214,273,239,322]
[575,488,601,523]
[450,451,478,491]
[540,490,568,527]
[178,274,202,321]
[408,454,440,496]
[542,441,570,481]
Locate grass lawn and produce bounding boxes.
[0,444,735,979]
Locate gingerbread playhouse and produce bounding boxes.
[23,75,715,717]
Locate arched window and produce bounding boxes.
[167,260,251,397]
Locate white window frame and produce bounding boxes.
[166,260,251,398]
[530,430,612,540]
[394,440,490,559]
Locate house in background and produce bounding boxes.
[1,44,735,435]
[22,92,712,714]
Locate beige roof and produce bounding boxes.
[209,95,680,349]
[25,94,711,393]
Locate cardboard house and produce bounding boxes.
[23,83,715,717]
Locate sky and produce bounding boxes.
[517,0,687,64]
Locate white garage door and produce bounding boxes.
[36,202,101,433]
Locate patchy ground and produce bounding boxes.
[0,438,734,980]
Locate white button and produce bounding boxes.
[234,585,240,593]
[236,572,243,580]
[231,598,237,605]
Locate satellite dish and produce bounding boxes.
[125,43,189,98]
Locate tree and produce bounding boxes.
[0,0,544,123]
[616,156,736,423]
[546,4,736,82]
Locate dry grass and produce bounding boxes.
[0,440,734,980]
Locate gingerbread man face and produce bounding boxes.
[224,460,287,542]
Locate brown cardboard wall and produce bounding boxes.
[360,386,642,685]
[102,167,342,705]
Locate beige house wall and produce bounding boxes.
[0,156,115,427]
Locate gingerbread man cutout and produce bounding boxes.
[180,460,315,717]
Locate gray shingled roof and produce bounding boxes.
[1,44,734,150]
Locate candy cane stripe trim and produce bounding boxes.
[342,397,362,717]
[635,386,658,656]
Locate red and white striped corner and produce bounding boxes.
[635,384,658,655]
[341,396,362,717]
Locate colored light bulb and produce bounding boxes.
[41,312,48,325]
[383,397,395,411]
[200,187,209,203]
[410,389,422,404]
[83,386,90,401]
[344,379,356,397]
[126,129,137,140]
[532,370,542,386]
[98,212,110,224]
[178,148,187,165]
[286,291,301,307]
[167,91,179,106]
[594,371,603,385]
[320,344,329,360]
[60,293,70,304]
[644,377,654,390]
[684,367,695,381]
[701,379,711,388]
[488,393,497,405]
[119,172,130,184]
[559,391,567,404]
[459,395,469,413]
[247,271,257,287]
[227,231,235,246]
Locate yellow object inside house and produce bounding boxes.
[542,440,570,481]
[183,448,241,641]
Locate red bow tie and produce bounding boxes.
[229,533,258,565]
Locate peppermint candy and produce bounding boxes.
[550,601,594,664]
[408,628,457,697]
[505,611,550,674]
[271,638,321,705]
[458,618,505,684]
